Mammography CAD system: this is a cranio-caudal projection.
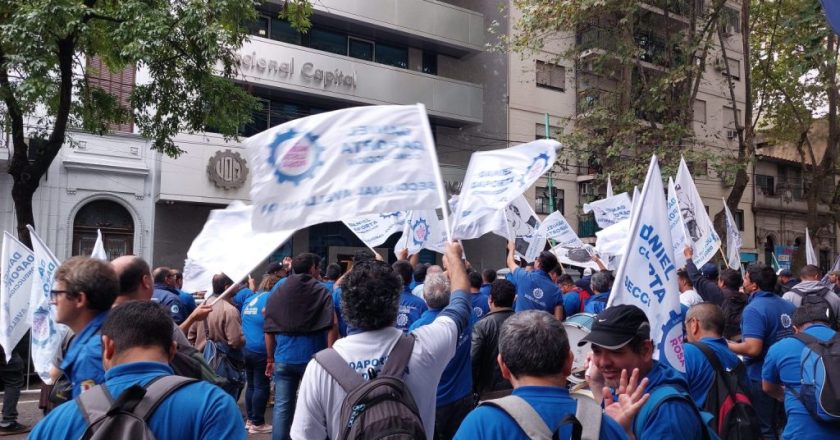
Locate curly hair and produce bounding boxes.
[341,260,402,331]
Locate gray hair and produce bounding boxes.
[591,270,612,294]
[499,310,569,378]
[423,272,450,309]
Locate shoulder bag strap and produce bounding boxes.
[480,395,553,440]
[381,334,416,377]
[570,392,602,440]
[76,384,114,426]
[132,376,199,420]
[688,341,736,399]
[314,348,365,393]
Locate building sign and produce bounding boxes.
[775,245,794,271]
[207,149,248,190]
[237,53,357,90]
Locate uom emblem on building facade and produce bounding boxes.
[207,149,249,190]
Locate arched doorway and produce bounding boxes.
[72,200,134,259]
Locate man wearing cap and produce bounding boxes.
[775,269,798,295]
[782,264,840,321]
[683,247,724,305]
[728,264,795,440]
[682,303,742,407]
[584,305,707,439]
[762,297,840,439]
[506,241,563,319]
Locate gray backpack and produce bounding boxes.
[480,393,602,440]
[76,375,197,440]
[314,334,425,440]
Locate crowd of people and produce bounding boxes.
[2,238,836,440]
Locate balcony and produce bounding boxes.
[754,180,831,215]
[577,88,618,115]
[235,38,483,125]
[577,27,685,71]
[640,0,700,24]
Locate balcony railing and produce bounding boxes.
[577,27,685,68]
[643,0,701,17]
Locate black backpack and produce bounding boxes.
[688,342,763,440]
[76,375,197,440]
[314,334,425,440]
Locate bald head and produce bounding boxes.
[685,303,725,339]
[111,255,153,301]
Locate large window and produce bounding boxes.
[309,28,347,55]
[375,43,409,69]
[536,186,564,215]
[755,174,775,196]
[241,98,330,137]
[536,60,565,91]
[693,99,707,124]
[422,51,437,75]
[349,38,374,61]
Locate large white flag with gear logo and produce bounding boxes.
[27,225,68,382]
[675,158,721,267]
[451,140,559,240]
[606,156,685,372]
[1,232,34,361]
[344,212,406,249]
[395,209,447,255]
[246,104,446,232]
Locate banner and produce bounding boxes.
[675,158,721,267]
[90,229,107,261]
[805,228,818,266]
[27,226,65,382]
[0,233,34,361]
[723,200,742,270]
[582,193,632,228]
[451,139,558,240]
[186,201,295,285]
[246,104,446,233]
[344,212,406,249]
[667,178,688,269]
[395,209,447,255]
[606,156,685,372]
[506,196,547,263]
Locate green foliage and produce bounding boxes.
[278,0,313,32]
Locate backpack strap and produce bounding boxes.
[480,395,554,440]
[688,341,737,398]
[793,332,820,346]
[634,385,705,438]
[76,385,115,426]
[314,349,366,393]
[570,392,602,440]
[131,375,198,420]
[381,334,415,377]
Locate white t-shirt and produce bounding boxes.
[680,289,704,307]
[290,319,458,439]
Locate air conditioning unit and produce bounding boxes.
[726,129,738,140]
[713,58,726,71]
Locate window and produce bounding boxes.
[375,43,408,68]
[536,60,565,91]
[755,174,775,196]
[734,209,745,231]
[73,200,134,259]
[693,99,707,123]
[535,123,562,140]
[245,16,269,38]
[349,38,374,61]
[242,98,269,137]
[724,57,740,80]
[270,18,301,44]
[422,51,437,75]
[309,28,347,55]
[721,7,741,34]
[723,106,742,129]
[536,187,564,215]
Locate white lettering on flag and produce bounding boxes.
[1,232,34,361]
[675,158,721,266]
[27,225,67,383]
[246,104,445,232]
[90,229,107,261]
[452,140,558,240]
[582,193,632,228]
[344,212,406,249]
[606,156,685,372]
[667,178,688,269]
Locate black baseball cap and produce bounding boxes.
[579,305,651,349]
[266,261,286,275]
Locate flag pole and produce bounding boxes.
[418,104,452,243]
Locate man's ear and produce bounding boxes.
[101,335,117,370]
[497,353,512,380]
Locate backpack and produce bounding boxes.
[791,332,840,423]
[76,375,197,440]
[170,341,228,389]
[575,288,591,314]
[479,393,602,440]
[201,323,245,400]
[688,342,763,439]
[634,384,720,440]
[314,334,425,440]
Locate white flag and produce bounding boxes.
[606,156,685,372]
[667,178,688,269]
[27,225,65,382]
[0,232,34,361]
[246,104,446,232]
[90,229,107,261]
[606,174,614,198]
[344,212,406,249]
[806,228,818,266]
[451,140,558,240]
[505,196,547,263]
[181,258,214,295]
[187,201,294,284]
[722,199,742,270]
[538,211,583,247]
[675,158,721,267]
[395,209,447,255]
[582,193,632,228]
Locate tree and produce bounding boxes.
[499,0,753,237]
[0,0,311,247]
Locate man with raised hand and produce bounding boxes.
[506,240,563,320]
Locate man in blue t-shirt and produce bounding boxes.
[583,271,613,314]
[682,303,742,407]
[455,310,634,439]
[479,269,496,298]
[468,270,490,320]
[151,267,186,324]
[172,270,198,318]
[729,264,795,440]
[505,240,563,319]
[583,305,708,439]
[30,301,244,440]
[393,259,427,332]
[762,298,840,440]
[411,271,474,439]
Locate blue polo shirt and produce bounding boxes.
[741,291,796,380]
[29,362,245,440]
[60,312,108,398]
[470,291,490,320]
[634,360,706,439]
[510,268,561,314]
[454,386,627,440]
[152,284,185,324]
[232,288,257,312]
[178,290,197,317]
[410,308,473,406]
[762,324,840,440]
[241,291,270,354]
[273,331,327,365]
[332,287,348,337]
[479,283,491,298]
[563,290,582,317]
[683,337,742,407]
[396,287,427,333]
[584,291,610,314]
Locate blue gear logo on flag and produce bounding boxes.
[657,310,686,370]
[520,152,552,188]
[30,306,54,347]
[411,218,430,246]
[267,129,325,185]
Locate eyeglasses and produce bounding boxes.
[49,290,76,300]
